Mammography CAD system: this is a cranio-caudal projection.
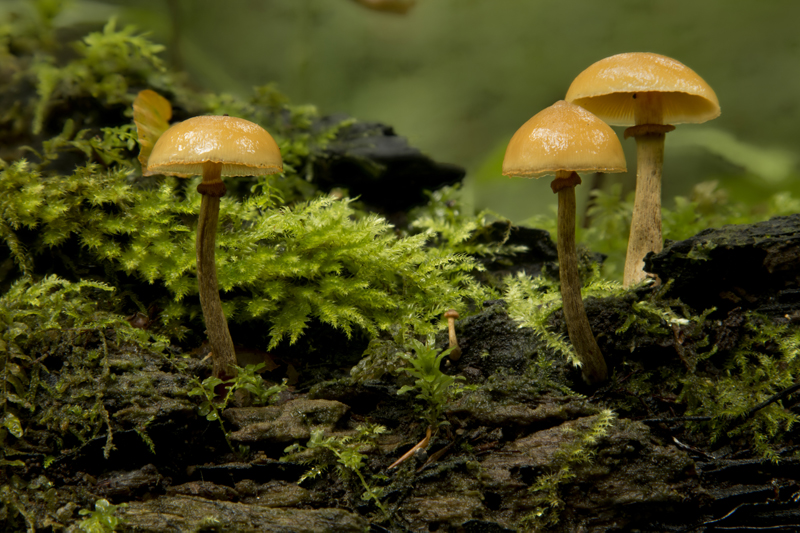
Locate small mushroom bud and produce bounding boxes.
[444,309,462,361]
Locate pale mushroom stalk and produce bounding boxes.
[552,171,607,384]
[444,309,461,361]
[195,161,237,379]
[623,94,673,287]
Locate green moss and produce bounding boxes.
[679,313,800,461]
[520,409,616,529]
[77,498,127,532]
[0,275,171,462]
[282,424,390,519]
[396,337,470,428]
[504,265,625,370]
[407,184,528,260]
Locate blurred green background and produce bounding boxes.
[6,0,800,222]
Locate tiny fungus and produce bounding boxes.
[145,115,283,378]
[444,309,461,361]
[566,52,720,287]
[503,100,626,384]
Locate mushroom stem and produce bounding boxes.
[623,132,665,287]
[623,92,669,288]
[196,162,237,379]
[552,171,608,384]
[445,310,461,361]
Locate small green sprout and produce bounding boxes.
[188,363,287,452]
[78,499,127,533]
[397,337,469,428]
[283,424,389,517]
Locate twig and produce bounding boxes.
[640,383,800,431]
[387,426,431,470]
[639,415,712,424]
[742,383,800,420]
[417,441,455,473]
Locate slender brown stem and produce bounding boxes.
[623,133,665,287]
[554,171,608,384]
[196,162,237,379]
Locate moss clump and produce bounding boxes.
[503,265,625,370]
[407,184,528,261]
[0,275,171,463]
[679,313,800,461]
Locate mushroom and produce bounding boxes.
[566,52,720,287]
[145,115,283,378]
[503,101,627,384]
[444,309,461,361]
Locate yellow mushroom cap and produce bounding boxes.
[565,52,720,126]
[144,115,283,177]
[502,100,627,178]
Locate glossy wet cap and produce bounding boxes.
[565,52,720,126]
[502,101,627,178]
[145,115,283,177]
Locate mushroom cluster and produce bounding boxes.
[132,53,718,388]
[502,52,718,383]
[144,114,283,379]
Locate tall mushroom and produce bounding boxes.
[145,115,283,379]
[503,101,626,384]
[565,52,720,287]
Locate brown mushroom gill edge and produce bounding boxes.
[551,171,608,384]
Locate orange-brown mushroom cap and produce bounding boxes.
[502,101,627,178]
[144,115,283,177]
[565,52,720,126]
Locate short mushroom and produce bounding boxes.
[503,100,627,384]
[444,309,461,361]
[145,115,283,379]
[566,52,720,287]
